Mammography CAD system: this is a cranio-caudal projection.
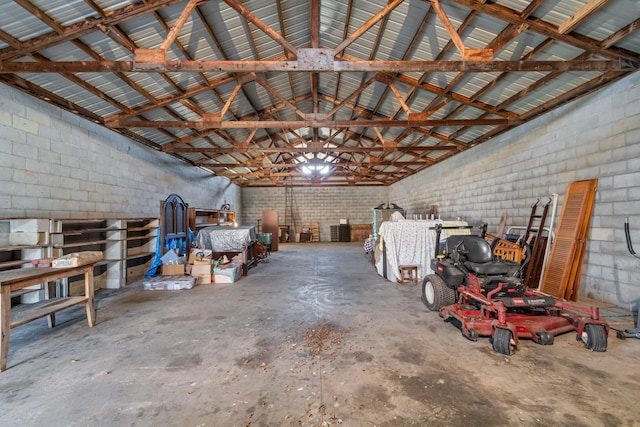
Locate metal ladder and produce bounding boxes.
[523,199,550,289]
[284,185,295,241]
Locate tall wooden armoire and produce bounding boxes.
[261,210,279,252]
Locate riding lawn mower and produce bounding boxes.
[421,226,609,355]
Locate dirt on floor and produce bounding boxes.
[1,243,639,427]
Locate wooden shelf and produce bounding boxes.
[0,245,49,252]
[1,260,35,269]
[125,251,155,261]
[0,217,158,294]
[53,239,114,249]
[11,296,88,328]
[189,207,236,230]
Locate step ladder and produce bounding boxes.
[284,185,295,241]
[523,199,550,289]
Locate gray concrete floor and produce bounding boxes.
[1,243,639,427]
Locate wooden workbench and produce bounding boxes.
[0,264,96,372]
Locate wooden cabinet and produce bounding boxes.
[261,210,279,252]
[189,208,236,231]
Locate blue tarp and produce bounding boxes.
[145,226,194,278]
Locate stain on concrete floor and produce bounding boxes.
[1,243,639,427]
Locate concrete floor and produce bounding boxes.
[1,243,639,427]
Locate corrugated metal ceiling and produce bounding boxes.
[0,0,638,186]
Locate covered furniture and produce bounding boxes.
[375,220,469,283]
[193,226,257,275]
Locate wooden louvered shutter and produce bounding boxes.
[539,179,597,300]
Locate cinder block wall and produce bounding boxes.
[389,72,640,309]
[0,84,240,219]
[241,186,387,241]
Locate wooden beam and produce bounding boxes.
[430,0,466,57]
[165,145,459,154]
[333,0,405,55]
[326,76,376,118]
[0,0,186,61]
[222,0,298,57]
[1,59,635,73]
[201,160,432,168]
[254,75,307,119]
[429,0,492,60]
[387,82,412,115]
[107,117,517,129]
[600,17,640,49]
[219,79,244,118]
[13,0,65,34]
[446,0,639,63]
[160,0,201,51]
[558,0,609,35]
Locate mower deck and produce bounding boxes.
[421,231,610,355]
[441,293,607,341]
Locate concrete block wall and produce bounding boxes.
[389,72,640,310]
[0,84,240,219]
[241,186,387,241]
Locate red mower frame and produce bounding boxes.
[423,225,609,355]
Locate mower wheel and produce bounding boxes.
[536,331,554,345]
[421,274,456,311]
[463,328,478,341]
[492,328,513,356]
[582,324,607,352]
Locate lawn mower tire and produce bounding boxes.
[421,274,456,311]
[581,324,608,352]
[492,327,513,356]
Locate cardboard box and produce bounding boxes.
[187,263,212,284]
[162,263,185,276]
[214,263,241,283]
[188,248,212,264]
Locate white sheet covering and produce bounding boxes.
[375,220,469,282]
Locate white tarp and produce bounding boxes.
[375,220,469,282]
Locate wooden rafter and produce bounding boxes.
[166,145,458,154]
[0,0,637,187]
[0,0,186,61]
[429,0,493,60]
[106,118,518,129]
[222,0,297,57]
[446,0,639,62]
[558,0,609,35]
[1,59,634,73]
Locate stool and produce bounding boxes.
[398,265,418,284]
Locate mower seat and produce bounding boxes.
[452,235,520,276]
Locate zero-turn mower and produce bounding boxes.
[421,228,609,355]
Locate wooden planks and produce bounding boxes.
[301,222,320,242]
[539,179,598,300]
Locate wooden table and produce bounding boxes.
[0,264,96,372]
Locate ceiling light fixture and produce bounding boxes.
[300,153,330,176]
